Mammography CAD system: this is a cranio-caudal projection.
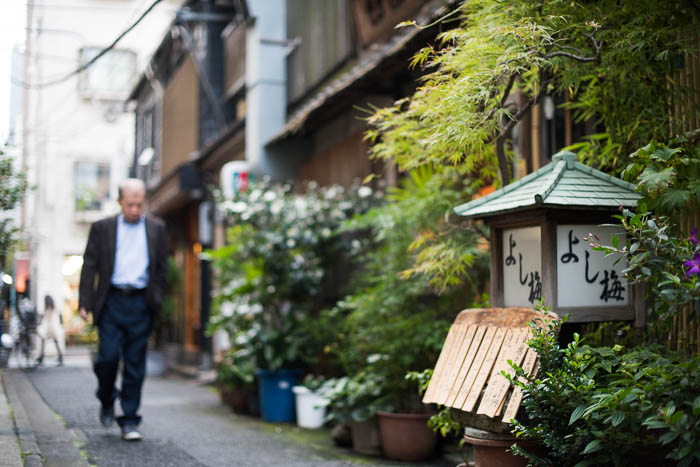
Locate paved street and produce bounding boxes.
[2,347,459,466]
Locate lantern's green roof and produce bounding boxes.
[454,151,641,218]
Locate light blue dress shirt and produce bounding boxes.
[111,214,150,289]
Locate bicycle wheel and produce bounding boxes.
[15,332,40,370]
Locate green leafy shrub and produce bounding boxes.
[207,179,380,371]
[621,142,700,214]
[325,370,393,424]
[215,347,256,392]
[325,166,489,419]
[590,207,699,328]
[508,316,700,467]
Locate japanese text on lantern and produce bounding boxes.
[556,225,628,307]
[503,227,542,307]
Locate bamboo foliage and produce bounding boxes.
[671,206,700,354]
[668,23,699,354]
[671,27,700,138]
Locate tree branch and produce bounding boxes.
[500,73,518,108]
[503,93,542,137]
[496,134,510,186]
[546,32,602,62]
[482,72,519,124]
[485,92,542,147]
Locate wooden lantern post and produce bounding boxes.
[454,150,645,327]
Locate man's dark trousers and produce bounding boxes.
[94,289,152,427]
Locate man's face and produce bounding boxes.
[119,188,146,223]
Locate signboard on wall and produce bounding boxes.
[220,161,250,200]
[503,227,542,307]
[556,225,628,307]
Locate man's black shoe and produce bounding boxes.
[99,405,114,428]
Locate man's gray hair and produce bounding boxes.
[118,178,146,200]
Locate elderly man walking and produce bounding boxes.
[79,178,168,441]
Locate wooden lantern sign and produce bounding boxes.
[454,150,644,326]
[422,152,643,434]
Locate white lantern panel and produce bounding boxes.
[503,226,542,307]
[556,225,628,307]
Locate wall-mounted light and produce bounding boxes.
[2,274,12,285]
[138,147,155,166]
[543,96,555,120]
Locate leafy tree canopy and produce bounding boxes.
[367,0,699,185]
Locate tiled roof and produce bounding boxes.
[454,151,641,218]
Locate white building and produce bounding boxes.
[20,0,181,336]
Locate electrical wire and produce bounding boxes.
[0,1,153,11]
[11,0,163,89]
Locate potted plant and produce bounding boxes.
[357,312,446,462]
[214,348,256,414]
[324,167,489,461]
[508,314,700,466]
[326,371,393,456]
[292,374,334,429]
[208,179,379,423]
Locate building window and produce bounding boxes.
[136,107,161,185]
[75,161,111,211]
[78,47,136,100]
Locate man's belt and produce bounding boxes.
[110,285,146,296]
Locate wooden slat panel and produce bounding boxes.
[502,347,539,422]
[476,327,530,418]
[452,326,494,409]
[440,325,478,406]
[432,323,471,403]
[461,327,507,413]
[423,322,466,403]
[446,325,486,407]
[496,389,507,416]
[423,307,557,424]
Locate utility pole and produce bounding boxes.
[20,0,34,233]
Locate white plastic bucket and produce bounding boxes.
[292,386,329,429]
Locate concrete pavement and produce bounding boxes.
[0,376,23,467]
[2,367,89,467]
[1,347,461,466]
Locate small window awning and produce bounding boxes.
[454,151,641,219]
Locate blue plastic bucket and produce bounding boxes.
[256,369,302,422]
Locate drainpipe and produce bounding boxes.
[245,0,289,179]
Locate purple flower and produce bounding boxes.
[686,252,700,277]
[691,228,698,250]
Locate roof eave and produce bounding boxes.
[458,200,640,221]
[453,162,557,216]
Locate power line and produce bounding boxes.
[0,1,150,11]
[11,0,163,89]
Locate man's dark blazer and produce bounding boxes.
[79,214,168,324]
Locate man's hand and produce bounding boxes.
[79,307,89,321]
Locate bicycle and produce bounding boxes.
[14,298,41,370]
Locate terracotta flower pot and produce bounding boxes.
[376,411,438,461]
[228,387,251,414]
[349,418,382,456]
[463,426,540,467]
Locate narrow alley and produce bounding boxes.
[1,347,458,466]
